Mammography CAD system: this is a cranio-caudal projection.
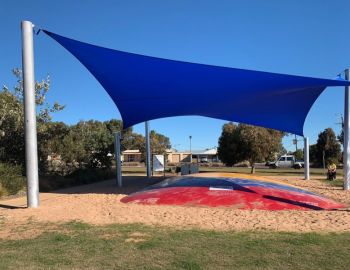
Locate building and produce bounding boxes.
[166,149,191,163]
[191,148,219,163]
[120,148,220,164]
[121,149,142,162]
[166,148,219,164]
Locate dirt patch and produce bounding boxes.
[129,232,149,237]
[99,232,122,240]
[0,175,350,235]
[0,221,64,240]
[125,232,149,243]
[125,238,147,243]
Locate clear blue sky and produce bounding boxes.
[1,0,350,152]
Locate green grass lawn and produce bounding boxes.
[198,166,331,176]
[0,222,349,270]
[123,165,333,177]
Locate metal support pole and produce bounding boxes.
[343,68,350,190]
[304,137,310,180]
[114,132,122,187]
[145,121,151,178]
[22,21,39,208]
[189,135,192,163]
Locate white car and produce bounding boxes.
[271,155,304,169]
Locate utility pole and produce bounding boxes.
[22,21,39,208]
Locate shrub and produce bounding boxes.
[0,163,25,197]
[66,168,114,185]
[39,168,115,192]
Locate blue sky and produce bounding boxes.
[1,0,350,152]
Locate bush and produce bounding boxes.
[39,168,115,192]
[0,163,25,197]
[67,168,113,184]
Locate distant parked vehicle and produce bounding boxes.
[270,155,304,169]
[200,157,209,163]
[265,161,275,166]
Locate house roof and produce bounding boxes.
[122,150,141,154]
[191,148,218,155]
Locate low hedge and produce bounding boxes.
[0,163,25,197]
[39,168,115,192]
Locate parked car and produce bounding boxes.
[265,161,275,166]
[270,155,304,169]
[200,157,209,163]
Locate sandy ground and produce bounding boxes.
[1,173,350,237]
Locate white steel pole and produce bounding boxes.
[145,121,151,178]
[21,21,39,208]
[343,68,350,190]
[304,137,310,180]
[114,132,122,187]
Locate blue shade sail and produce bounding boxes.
[43,30,350,136]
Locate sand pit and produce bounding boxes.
[1,174,350,234]
[121,173,346,210]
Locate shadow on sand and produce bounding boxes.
[0,175,166,209]
[50,175,166,196]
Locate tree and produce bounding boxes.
[309,144,318,164]
[61,120,120,168]
[0,89,25,164]
[1,69,173,172]
[338,130,344,145]
[293,149,304,161]
[217,122,242,166]
[0,69,64,167]
[150,130,171,155]
[37,121,70,171]
[238,124,284,172]
[218,122,285,172]
[314,128,341,166]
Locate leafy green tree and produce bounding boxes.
[1,69,172,173]
[314,128,341,166]
[217,122,242,166]
[150,130,171,154]
[0,89,25,164]
[37,121,70,171]
[338,130,344,145]
[120,128,144,152]
[309,144,318,165]
[218,122,285,172]
[238,124,284,172]
[0,69,64,168]
[117,128,171,162]
[61,120,116,168]
[293,149,304,161]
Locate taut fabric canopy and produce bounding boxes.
[43,30,350,136]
